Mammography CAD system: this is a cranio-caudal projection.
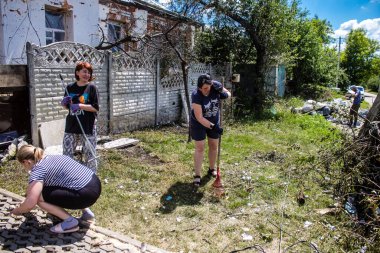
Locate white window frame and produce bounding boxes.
[45,10,66,45]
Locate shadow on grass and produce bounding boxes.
[158,175,213,214]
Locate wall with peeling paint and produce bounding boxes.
[0,0,99,64]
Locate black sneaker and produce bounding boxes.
[193,175,201,187]
[208,168,217,178]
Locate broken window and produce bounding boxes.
[45,10,65,45]
[107,23,122,52]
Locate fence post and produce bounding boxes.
[107,51,113,134]
[155,57,160,126]
[26,42,39,147]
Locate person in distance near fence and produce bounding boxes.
[191,74,231,187]
[348,85,361,128]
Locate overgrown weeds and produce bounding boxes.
[0,98,378,252]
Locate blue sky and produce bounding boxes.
[300,0,380,42]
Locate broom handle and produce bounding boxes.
[216,78,224,168]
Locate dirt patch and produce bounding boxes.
[246,151,287,163]
[109,145,165,166]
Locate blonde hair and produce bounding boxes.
[16,145,44,163]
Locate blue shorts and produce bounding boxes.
[191,122,219,141]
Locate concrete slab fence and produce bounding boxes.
[26,41,231,146]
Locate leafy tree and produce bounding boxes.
[194,0,299,115]
[288,16,339,95]
[341,28,379,86]
[370,56,380,77]
[194,18,256,65]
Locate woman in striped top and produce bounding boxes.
[10,145,101,233]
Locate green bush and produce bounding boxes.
[366,76,380,92]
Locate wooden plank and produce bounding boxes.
[102,138,139,149]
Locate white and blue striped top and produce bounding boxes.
[29,155,94,190]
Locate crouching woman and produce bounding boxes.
[10,145,101,234]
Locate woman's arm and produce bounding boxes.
[222,87,231,98]
[192,103,214,129]
[11,181,43,215]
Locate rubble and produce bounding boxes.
[0,135,28,163]
[291,98,368,127]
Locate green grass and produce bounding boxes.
[0,97,375,253]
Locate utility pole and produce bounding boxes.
[336,36,341,88]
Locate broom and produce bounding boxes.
[212,79,224,196]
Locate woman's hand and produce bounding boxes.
[10,207,21,216]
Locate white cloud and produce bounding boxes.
[333,18,380,42]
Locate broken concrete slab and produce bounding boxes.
[101,138,139,149]
[44,145,63,155]
[39,119,65,149]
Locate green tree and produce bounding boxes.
[341,28,379,86]
[194,0,299,115]
[194,18,256,65]
[288,17,339,95]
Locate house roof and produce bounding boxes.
[102,0,198,24]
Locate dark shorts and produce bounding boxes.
[350,104,360,115]
[42,174,101,209]
[191,122,220,141]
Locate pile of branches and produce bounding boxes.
[319,99,380,250]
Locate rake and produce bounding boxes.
[212,80,225,196]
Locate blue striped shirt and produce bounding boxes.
[29,155,94,190]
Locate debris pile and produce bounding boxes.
[291,98,368,127]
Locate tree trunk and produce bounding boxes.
[181,61,192,142]
[252,46,267,115]
[359,93,380,138]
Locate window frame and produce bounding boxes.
[45,9,66,45]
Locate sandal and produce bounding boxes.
[193,175,201,187]
[80,210,96,224]
[50,222,79,234]
[208,168,217,178]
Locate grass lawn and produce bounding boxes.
[0,98,373,252]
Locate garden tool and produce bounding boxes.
[212,79,225,196]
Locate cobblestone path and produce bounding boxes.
[0,189,170,253]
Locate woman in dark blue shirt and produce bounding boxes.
[190,74,231,187]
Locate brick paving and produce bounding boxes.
[0,189,170,253]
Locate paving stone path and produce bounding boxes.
[0,189,170,253]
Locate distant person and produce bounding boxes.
[190,74,231,187]
[10,145,101,233]
[60,61,99,171]
[349,86,361,127]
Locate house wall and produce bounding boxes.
[0,0,99,64]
